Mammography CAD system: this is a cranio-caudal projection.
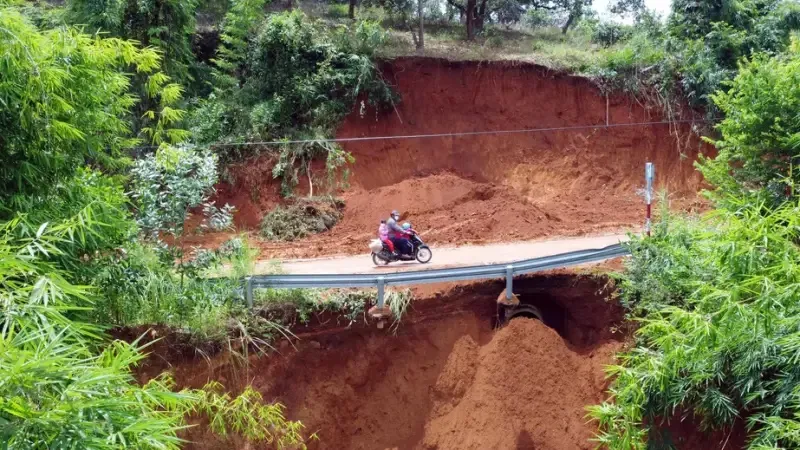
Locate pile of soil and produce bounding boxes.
[418,318,618,450]
[199,58,709,259]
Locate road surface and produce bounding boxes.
[253,233,631,275]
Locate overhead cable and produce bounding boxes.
[124,118,709,151]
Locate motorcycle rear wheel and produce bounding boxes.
[416,246,432,264]
[372,252,390,266]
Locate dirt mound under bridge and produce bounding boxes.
[210,57,710,258]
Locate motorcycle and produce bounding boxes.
[369,231,433,266]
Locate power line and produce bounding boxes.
[125,118,708,151]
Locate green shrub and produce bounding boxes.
[524,9,553,29]
[0,218,308,448]
[592,21,632,47]
[589,197,800,449]
[701,39,800,207]
[254,287,413,328]
[194,10,395,194]
[327,3,350,18]
[260,197,345,241]
[0,8,185,213]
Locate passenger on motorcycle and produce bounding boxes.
[377,220,395,254]
[387,210,413,256]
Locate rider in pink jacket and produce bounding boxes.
[378,220,395,253]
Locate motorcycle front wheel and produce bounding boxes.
[372,252,390,266]
[415,246,432,264]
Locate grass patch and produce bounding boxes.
[254,287,415,329]
[259,196,345,241]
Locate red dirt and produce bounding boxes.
[417,318,621,450]
[125,275,746,450]
[193,57,710,259]
[135,275,632,449]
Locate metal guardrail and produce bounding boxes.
[244,243,629,309]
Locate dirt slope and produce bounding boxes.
[153,276,626,449]
[207,58,709,259]
[418,318,617,450]
[130,275,746,450]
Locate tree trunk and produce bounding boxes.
[466,0,476,40]
[475,0,487,32]
[561,13,575,33]
[562,2,582,34]
[348,0,356,19]
[417,0,424,50]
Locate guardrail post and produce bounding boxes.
[245,276,254,309]
[376,276,385,309]
[645,162,655,237]
[505,265,514,299]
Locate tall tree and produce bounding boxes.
[445,0,590,39]
[609,0,644,16]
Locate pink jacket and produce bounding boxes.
[378,223,390,240]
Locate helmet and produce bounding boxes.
[391,210,400,219]
[402,222,411,230]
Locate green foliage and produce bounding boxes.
[67,0,199,83]
[89,243,225,328]
[213,0,269,79]
[589,198,800,449]
[189,11,394,194]
[256,288,370,326]
[194,383,307,445]
[0,218,308,448]
[327,3,351,18]
[0,8,185,214]
[255,286,413,329]
[524,9,557,28]
[609,0,644,17]
[130,145,231,239]
[16,0,66,28]
[585,0,800,117]
[592,22,632,47]
[700,40,800,207]
[260,197,345,241]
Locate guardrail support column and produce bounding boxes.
[376,276,385,309]
[645,162,655,237]
[505,265,513,300]
[245,276,254,309]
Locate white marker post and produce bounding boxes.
[645,162,655,237]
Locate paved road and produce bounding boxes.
[254,233,631,275]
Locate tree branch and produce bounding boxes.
[445,0,466,13]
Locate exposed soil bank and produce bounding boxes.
[206,57,709,259]
[127,273,746,449]
[137,275,627,449]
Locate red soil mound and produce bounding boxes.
[419,318,618,450]
[205,57,710,258]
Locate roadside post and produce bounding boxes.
[645,162,655,237]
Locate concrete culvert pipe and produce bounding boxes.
[507,304,543,322]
